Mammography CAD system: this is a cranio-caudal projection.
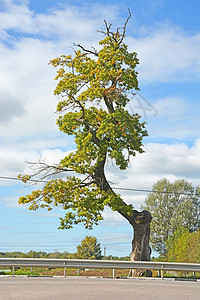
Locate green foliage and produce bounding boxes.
[165,228,200,263]
[0,251,69,259]
[0,250,129,261]
[75,236,102,260]
[18,17,148,230]
[103,255,130,261]
[0,251,25,258]
[143,179,200,255]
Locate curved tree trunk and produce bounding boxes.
[130,210,152,277]
[93,159,152,276]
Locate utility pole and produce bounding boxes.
[104,246,106,257]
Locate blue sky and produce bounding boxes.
[0,0,200,257]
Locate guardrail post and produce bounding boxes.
[161,265,164,280]
[161,270,164,280]
[113,268,115,278]
[77,269,79,276]
[63,262,67,277]
[12,266,15,277]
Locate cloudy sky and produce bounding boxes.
[0,0,200,257]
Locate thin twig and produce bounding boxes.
[74,43,99,56]
[119,9,131,44]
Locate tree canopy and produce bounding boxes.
[18,13,149,232]
[142,178,200,255]
[165,227,200,263]
[75,236,102,260]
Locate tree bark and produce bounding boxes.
[93,160,152,276]
[129,210,152,277]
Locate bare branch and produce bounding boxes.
[97,9,131,44]
[73,43,99,56]
[97,19,112,37]
[24,159,74,185]
[104,19,112,36]
[91,46,98,55]
[119,9,131,44]
[79,175,94,187]
[76,80,90,93]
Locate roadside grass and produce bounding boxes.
[0,268,199,279]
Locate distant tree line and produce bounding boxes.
[0,236,130,261]
[0,250,130,261]
[0,250,69,259]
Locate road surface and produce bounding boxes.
[0,276,199,300]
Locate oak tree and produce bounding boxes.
[19,12,152,274]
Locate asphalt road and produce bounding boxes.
[0,276,199,300]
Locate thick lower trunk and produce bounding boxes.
[130,210,152,277]
[93,162,152,276]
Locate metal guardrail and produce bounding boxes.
[0,258,199,279]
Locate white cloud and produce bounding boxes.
[146,96,200,140]
[0,195,19,207]
[127,24,200,82]
[98,230,132,245]
[0,39,57,141]
[153,97,188,119]
[0,4,199,148]
[139,140,200,178]
[0,1,117,43]
[0,2,199,222]
[0,3,118,189]
[105,139,200,210]
[127,95,199,141]
[0,90,25,123]
[39,149,72,165]
[0,147,72,186]
[1,138,199,232]
[0,3,119,146]
[101,207,126,227]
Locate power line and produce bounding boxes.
[0,175,196,196]
[112,187,194,196]
[0,242,130,247]
[0,176,47,183]
[0,176,21,181]
[0,241,131,249]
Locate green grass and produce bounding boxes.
[1,268,199,279]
